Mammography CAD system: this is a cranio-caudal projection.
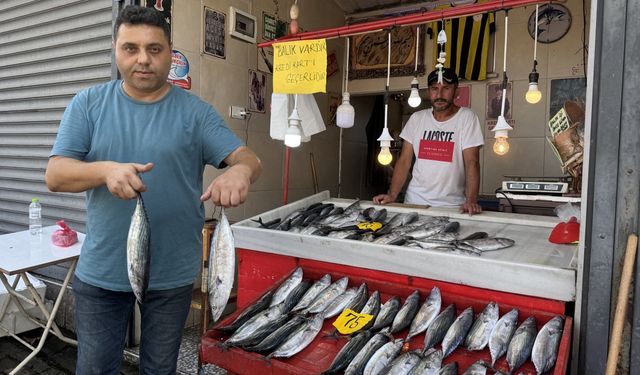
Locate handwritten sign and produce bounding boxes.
[332,309,374,335]
[273,39,327,94]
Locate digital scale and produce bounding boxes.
[501,176,570,195]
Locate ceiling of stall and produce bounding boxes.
[332,0,437,15]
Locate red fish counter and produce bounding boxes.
[200,191,576,374]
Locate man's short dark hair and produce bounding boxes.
[114,5,171,43]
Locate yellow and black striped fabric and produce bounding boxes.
[429,12,495,81]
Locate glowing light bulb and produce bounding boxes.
[378,147,393,165]
[284,108,302,148]
[493,137,510,155]
[407,77,421,108]
[336,92,355,128]
[526,82,542,104]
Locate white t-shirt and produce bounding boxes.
[399,107,484,207]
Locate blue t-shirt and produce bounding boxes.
[51,81,243,291]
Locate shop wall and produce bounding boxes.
[171,0,346,222]
[346,0,589,196]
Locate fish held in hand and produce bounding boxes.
[208,208,236,323]
[127,193,151,304]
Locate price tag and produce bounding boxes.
[332,309,374,334]
[356,222,383,232]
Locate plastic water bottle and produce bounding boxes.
[29,198,42,235]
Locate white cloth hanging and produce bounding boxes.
[270,93,326,142]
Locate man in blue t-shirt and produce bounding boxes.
[45,5,262,374]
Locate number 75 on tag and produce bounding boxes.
[332,309,374,335]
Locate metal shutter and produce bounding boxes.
[0,0,114,234]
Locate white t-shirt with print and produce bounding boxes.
[400,107,484,207]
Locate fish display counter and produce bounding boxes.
[229,191,577,304]
[199,191,577,374]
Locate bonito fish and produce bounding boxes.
[489,308,519,366]
[268,313,325,358]
[506,316,538,373]
[127,193,151,304]
[270,266,304,306]
[407,286,442,340]
[208,208,235,323]
[465,302,499,351]
[531,316,564,374]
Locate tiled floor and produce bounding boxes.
[124,325,226,375]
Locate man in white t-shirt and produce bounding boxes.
[373,68,484,215]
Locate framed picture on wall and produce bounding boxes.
[248,70,266,113]
[454,85,471,107]
[203,7,226,59]
[349,26,425,80]
[486,81,512,120]
[145,0,172,30]
[549,78,586,118]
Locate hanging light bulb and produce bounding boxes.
[408,77,421,108]
[492,10,513,156]
[377,127,394,165]
[492,115,513,156]
[336,37,355,128]
[336,92,355,128]
[284,107,302,148]
[526,4,542,104]
[377,30,394,166]
[526,67,542,104]
[407,26,422,108]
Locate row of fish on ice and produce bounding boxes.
[254,200,516,256]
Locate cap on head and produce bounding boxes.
[427,68,459,86]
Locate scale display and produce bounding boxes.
[502,180,568,194]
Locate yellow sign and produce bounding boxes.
[356,222,383,232]
[332,309,374,335]
[273,39,327,94]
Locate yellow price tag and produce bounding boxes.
[332,309,374,335]
[356,222,383,232]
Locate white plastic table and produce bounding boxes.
[0,225,83,375]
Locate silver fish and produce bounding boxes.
[270,266,304,306]
[412,348,443,375]
[244,314,307,352]
[385,349,422,375]
[407,287,442,339]
[224,303,288,347]
[363,338,405,375]
[127,193,151,304]
[489,308,519,366]
[291,274,332,312]
[531,316,564,374]
[424,304,456,350]
[372,296,401,331]
[462,360,489,375]
[348,283,370,313]
[323,287,358,318]
[208,208,235,323]
[391,290,421,333]
[438,362,458,375]
[321,330,373,374]
[214,290,273,333]
[360,290,381,330]
[328,229,362,239]
[441,306,474,358]
[506,316,538,373]
[282,280,311,312]
[465,302,499,351]
[405,226,444,240]
[344,332,392,375]
[268,312,325,358]
[459,237,515,252]
[305,276,349,314]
